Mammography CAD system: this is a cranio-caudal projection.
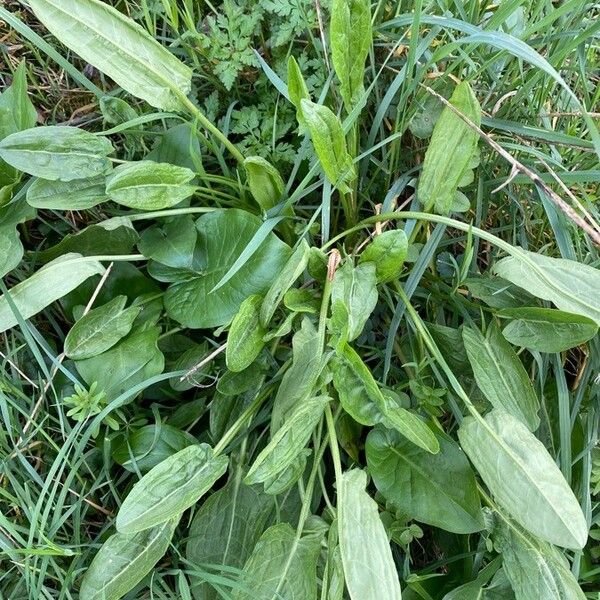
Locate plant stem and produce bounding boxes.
[325,404,343,484]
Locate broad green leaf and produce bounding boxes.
[0,126,113,181]
[38,217,139,262]
[138,216,197,269]
[332,343,382,425]
[79,517,178,600]
[0,62,36,133]
[106,161,195,210]
[260,239,310,326]
[226,294,267,372]
[493,249,600,325]
[331,0,372,112]
[116,443,228,533]
[28,0,192,111]
[462,326,540,430]
[0,253,105,333]
[75,326,164,401]
[146,123,202,171]
[245,396,329,485]
[300,99,356,193]
[287,56,310,128]
[500,307,598,353]
[112,424,197,473]
[0,226,23,278]
[359,230,408,283]
[262,450,310,495]
[244,156,288,213]
[271,317,324,430]
[494,517,585,600]
[366,427,484,534]
[458,409,587,549]
[419,82,481,214]
[233,523,321,600]
[99,96,138,125]
[187,478,275,600]
[331,261,378,342]
[165,209,291,329]
[379,390,440,454]
[338,469,402,600]
[464,275,533,309]
[64,295,141,360]
[27,176,107,210]
[441,558,505,600]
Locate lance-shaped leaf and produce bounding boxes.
[138,216,197,269]
[331,0,372,112]
[366,427,484,534]
[0,253,105,333]
[226,294,267,372]
[79,517,178,600]
[494,516,586,600]
[359,229,408,283]
[106,161,195,210]
[65,295,140,360]
[493,249,600,325]
[0,126,113,181]
[233,523,321,600]
[463,325,540,430]
[260,239,310,326]
[458,409,587,550]
[419,82,481,214]
[338,469,402,600]
[244,156,289,213]
[27,176,107,210]
[28,0,192,111]
[287,56,310,128]
[500,307,598,353]
[301,99,356,193]
[0,226,23,279]
[245,396,329,485]
[116,444,228,533]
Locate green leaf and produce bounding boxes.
[338,469,402,600]
[366,427,484,534]
[116,443,228,533]
[38,217,139,263]
[244,156,287,212]
[260,240,310,326]
[0,126,113,181]
[287,56,310,128]
[494,516,585,600]
[0,253,105,333]
[246,396,329,485]
[419,82,481,214]
[106,161,195,210]
[271,317,325,430]
[112,424,197,473]
[75,326,164,401]
[332,342,382,426]
[458,409,588,549]
[26,176,107,210]
[359,230,408,283]
[233,523,321,600]
[262,450,310,495]
[378,390,440,454]
[64,295,141,360]
[226,294,267,372]
[331,261,378,342]
[187,478,275,600]
[493,249,600,325]
[300,99,356,193]
[462,326,540,430]
[28,0,192,111]
[330,0,372,112]
[465,275,533,309]
[0,226,23,279]
[0,62,37,138]
[441,559,504,600]
[164,209,291,329]
[500,307,598,353]
[79,517,178,600]
[138,216,197,269]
